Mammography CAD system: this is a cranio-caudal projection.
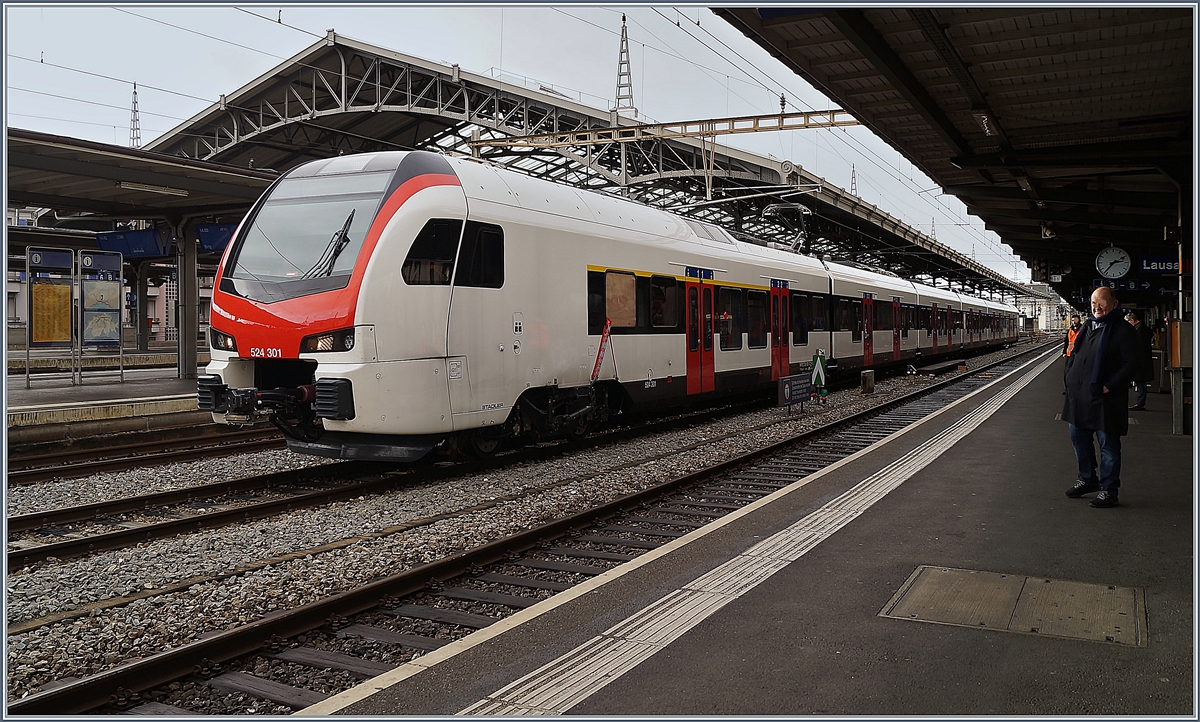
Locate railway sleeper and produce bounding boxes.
[473,572,573,592]
[337,624,448,651]
[515,558,606,575]
[384,604,499,629]
[622,515,708,528]
[573,534,663,550]
[273,647,394,678]
[208,671,327,710]
[601,525,687,538]
[436,587,542,609]
[544,547,638,561]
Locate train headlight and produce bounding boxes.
[209,327,238,352]
[300,328,356,353]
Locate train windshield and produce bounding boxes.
[224,171,391,301]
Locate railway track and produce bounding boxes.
[8,341,1057,715]
[8,427,287,486]
[7,396,777,569]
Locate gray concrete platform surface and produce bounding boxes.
[303,350,1193,716]
[6,366,204,440]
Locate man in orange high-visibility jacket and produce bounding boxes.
[1063,314,1082,356]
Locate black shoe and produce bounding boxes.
[1066,480,1101,498]
[1129,405,1145,410]
[1090,490,1120,508]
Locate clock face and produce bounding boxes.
[1096,246,1132,279]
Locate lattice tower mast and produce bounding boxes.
[614,14,637,118]
[129,82,141,149]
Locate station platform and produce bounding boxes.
[303,349,1194,716]
[6,364,205,445]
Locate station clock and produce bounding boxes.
[1095,246,1132,279]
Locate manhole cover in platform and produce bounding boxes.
[880,566,1146,646]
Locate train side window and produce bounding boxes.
[703,287,714,353]
[874,301,892,331]
[812,295,827,331]
[851,299,862,342]
[455,222,504,288]
[650,275,678,328]
[717,287,743,351]
[587,271,605,335]
[688,287,699,351]
[605,271,637,327]
[771,295,780,347]
[635,276,650,329]
[747,290,768,349]
[921,306,931,336]
[791,293,809,345]
[402,219,463,285]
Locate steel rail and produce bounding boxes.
[8,427,278,468]
[7,340,1054,715]
[7,461,384,533]
[8,431,288,484]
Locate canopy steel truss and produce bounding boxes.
[145,32,1030,301]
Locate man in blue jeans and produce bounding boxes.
[1062,286,1140,508]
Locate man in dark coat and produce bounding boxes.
[1062,286,1140,508]
[1125,310,1154,410]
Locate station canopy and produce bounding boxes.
[716,7,1193,308]
[6,127,276,259]
[141,31,1030,299]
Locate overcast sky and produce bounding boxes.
[4,4,1030,282]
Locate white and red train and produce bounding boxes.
[199,150,1018,460]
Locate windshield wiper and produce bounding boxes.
[302,209,356,279]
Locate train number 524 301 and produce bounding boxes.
[249,347,282,358]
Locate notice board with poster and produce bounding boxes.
[26,247,75,348]
[80,251,124,346]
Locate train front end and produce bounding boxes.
[198,151,465,461]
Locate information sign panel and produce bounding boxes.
[80,251,123,346]
[778,361,813,410]
[26,246,74,349]
[196,223,236,253]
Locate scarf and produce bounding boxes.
[1088,308,1120,395]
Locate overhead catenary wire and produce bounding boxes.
[665,8,1021,274]
[9,87,189,121]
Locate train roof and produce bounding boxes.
[286,151,1014,311]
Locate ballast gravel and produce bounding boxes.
[6,343,1043,703]
[6,449,336,517]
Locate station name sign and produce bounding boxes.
[1140,254,1191,274]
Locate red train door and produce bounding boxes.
[892,297,901,359]
[931,302,939,355]
[770,281,790,380]
[862,294,874,366]
[685,270,715,395]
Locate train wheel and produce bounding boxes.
[467,433,503,459]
